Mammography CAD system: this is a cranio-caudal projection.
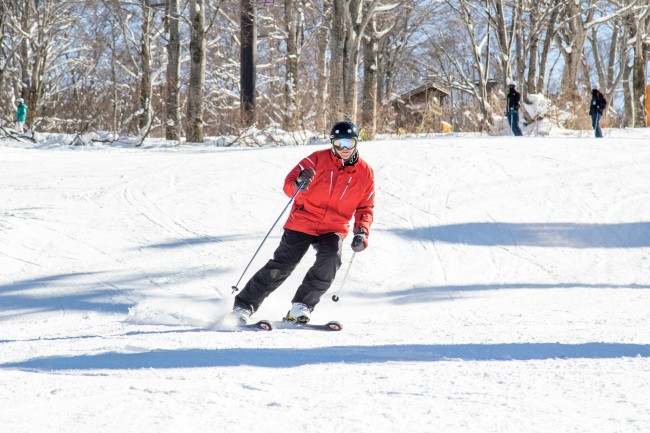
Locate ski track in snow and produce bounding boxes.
[1,133,650,433]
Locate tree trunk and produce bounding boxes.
[329,0,345,123]
[526,8,538,96]
[138,0,153,131]
[632,11,649,127]
[342,16,356,119]
[632,43,647,128]
[558,2,591,103]
[330,0,379,124]
[514,0,524,92]
[361,17,378,138]
[605,24,619,86]
[187,0,206,142]
[622,54,634,127]
[315,2,331,135]
[240,0,256,127]
[283,0,300,131]
[165,0,181,140]
[490,0,513,83]
[536,0,559,93]
[111,37,119,131]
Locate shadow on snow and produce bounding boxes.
[141,234,249,250]
[0,267,227,318]
[2,342,648,370]
[392,222,650,248]
[354,282,650,304]
[0,272,131,316]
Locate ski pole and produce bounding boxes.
[331,252,356,302]
[231,181,305,294]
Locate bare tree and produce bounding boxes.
[487,0,518,85]
[535,0,561,94]
[99,0,165,134]
[329,0,382,123]
[586,13,632,126]
[283,0,301,131]
[187,0,206,142]
[376,1,429,116]
[138,0,154,130]
[443,0,493,131]
[165,0,181,140]
[555,0,640,102]
[314,1,331,135]
[3,0,82,128]
[630,3,650,127]
[361,15,379,137]
[240,0,256,127]
[0,0,646,137]
[361,3,399,137]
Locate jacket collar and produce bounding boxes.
[329,147,359,168]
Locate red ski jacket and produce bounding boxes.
[283,148,375,239]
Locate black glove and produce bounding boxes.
[351,228,368,252]
[296,168,315,191]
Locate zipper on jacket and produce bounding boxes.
[339,176,352,200]
[329,170,333,196]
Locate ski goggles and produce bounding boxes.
[332,137,357,151]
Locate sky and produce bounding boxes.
[1,125,649,432]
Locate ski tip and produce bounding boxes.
[257,320,273,331]
[325,321,343,331]
[245,320,273,331]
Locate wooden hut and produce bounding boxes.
[393,81,450,132]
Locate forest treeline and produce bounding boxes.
[0,0,648,142]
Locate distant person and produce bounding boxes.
[505,81,523,136]
[589,85,607,138]
[232,120,375,325]
[15,98,27,133]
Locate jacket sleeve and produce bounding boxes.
[353,168,375,236]
[283,152,318,197]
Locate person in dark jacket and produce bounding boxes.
[589,85,607,138]
[505,81,523,136]
[232,120,375,324]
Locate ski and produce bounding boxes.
[242,319,273,331]
[279,318,343,331]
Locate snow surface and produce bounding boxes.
[1,129,650,432]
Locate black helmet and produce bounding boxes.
[330,121,359,140]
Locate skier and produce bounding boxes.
[232,120,375,324]
[505,81,523,136]
[15,98,27,133]
[589,85,607,138]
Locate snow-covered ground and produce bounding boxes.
[1,128,649,432]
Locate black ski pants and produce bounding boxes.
[234,229,342,313]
